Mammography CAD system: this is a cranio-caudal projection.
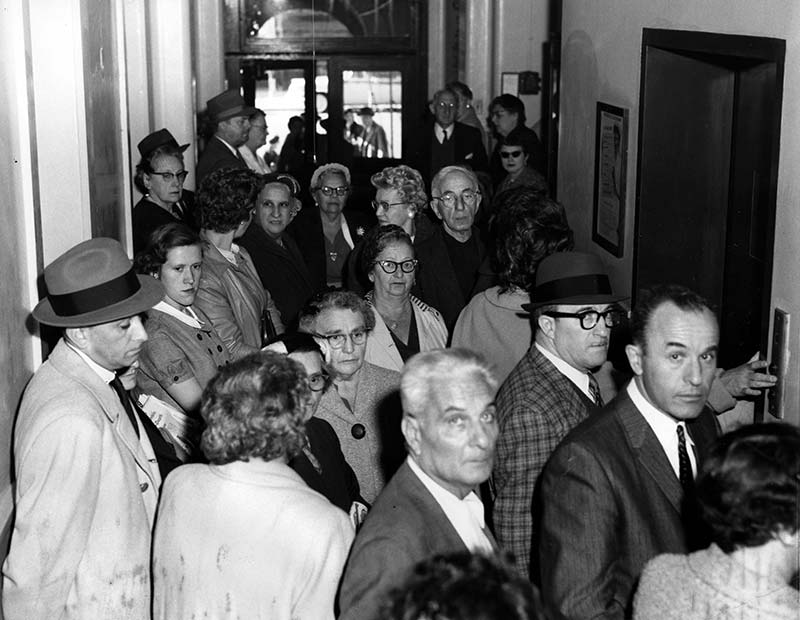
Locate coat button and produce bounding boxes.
[351,423,366,440]
[140,482,149,492]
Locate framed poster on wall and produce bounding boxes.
[592,102,628,257]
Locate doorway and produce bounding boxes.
[634,29,784,372]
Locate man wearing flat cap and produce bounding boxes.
[492,251,626,580]
[538,284,720,618]
[196,88,257,184]
[2,238,164,620]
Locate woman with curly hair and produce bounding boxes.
[344,164,436,294]
[360,225,447,371]
[133,222,231,454]
[194,167,283,358]
[452,188,573,382]
[298,290,402,503]
[131,129,195,254]
[634,423,800,619]
[152,351,355,619]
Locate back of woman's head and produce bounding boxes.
[196,167,262,233]
[491,189,573,292]
[697,422,800,553]
[133,222,201,275]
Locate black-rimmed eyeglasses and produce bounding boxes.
[543,309,625,330]
[318,185,349,196]
[374,259,418,274]
[314,329,369,349]
[150,170,188,183]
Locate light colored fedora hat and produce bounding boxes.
[33,238,163,327]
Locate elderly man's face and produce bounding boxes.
[79,315,148,371]
[288,350,327,417]
[404,370,498,499]
[626,302,718,421]
[431,170,481,238]
[433,91,457,128]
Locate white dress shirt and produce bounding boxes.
[407,456,494,554]
[627,379,698,478]
[434,123,453,144]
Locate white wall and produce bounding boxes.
[559,0,800,424]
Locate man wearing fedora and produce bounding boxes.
[196,88,257,185]
[2,238,164,620]
[537,284,721,618]
[492,251,626,580]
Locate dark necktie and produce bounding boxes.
[109,377,140,438]
[171,203,184,219]
[442,128,448,142]
[677,424,694,495]
[588,373,604,407]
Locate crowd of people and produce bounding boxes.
[1,82,796,620]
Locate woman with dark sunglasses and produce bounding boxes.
[495,133,548,196]
[360,224,447,372]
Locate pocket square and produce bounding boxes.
[465,153,474,159]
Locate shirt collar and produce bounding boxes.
[153,300,203,328]
[215,135,239,156]
[65,341,116,384]
[627,378,696,477]
[407,456,493,553]
[434,123,453,143]
[535,342,592,399]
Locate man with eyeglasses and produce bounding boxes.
[538,284,721,619]
[492,251,626,580]
[414,88,487,183]
[415,165,490,333]
[196,89,256,185]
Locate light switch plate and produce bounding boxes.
[767,308,790,418]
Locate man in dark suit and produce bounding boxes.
[195,89,256,185]
[338,349,499,620]
[538,284,722,619]
[493,251,626,580]
[415,165,489,333]
[416,88,488,183]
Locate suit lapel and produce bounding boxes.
[615,390,683,514]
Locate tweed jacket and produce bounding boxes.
[364,294,448,372]
[338,461,472,620]
[194,239,282,359]
[634,544,799,620]
[414,225,488,334]
[195,135,246,185]
[238,222,315,328]
[2,340,160,620]
[492,344,595,579]
[313,362,402,503]
[538,386,720,620]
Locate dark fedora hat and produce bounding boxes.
[137,128,189,159]
[522,251,627,312]
[358,107,375,117]
[206,89,257,124]
[33,238,163,328]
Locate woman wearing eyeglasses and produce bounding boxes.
[343,165,436,294]
[495,134,548,196]
[360,225,447,372]
[298,291,402,504]
[132,129,197,254]
[289,163,374,292]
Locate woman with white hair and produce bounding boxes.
[289,163,374,291]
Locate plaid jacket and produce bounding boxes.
[492,345,595,579]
